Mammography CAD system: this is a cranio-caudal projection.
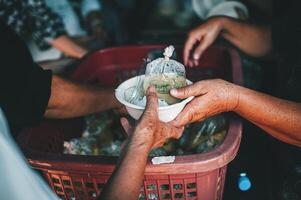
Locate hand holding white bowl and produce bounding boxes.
[115,75,194,122]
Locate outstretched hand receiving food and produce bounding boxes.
[99,87,184,200]
[170,79,239,127]
[121,86,184,150]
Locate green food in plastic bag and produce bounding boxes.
[64,111,228,157]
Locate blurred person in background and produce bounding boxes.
[0,20,120,135]
[191,0,249,21]
[45,0,130,48]
[170,0,301,199]
[0,0,88,62]
[43,0,107,53]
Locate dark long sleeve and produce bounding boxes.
[0,21,52,132]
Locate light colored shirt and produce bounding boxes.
[0,0,66,49]
[81,0,102,18]
[32,0,102,62]
[0,109,58,200]
[45,0,102,36]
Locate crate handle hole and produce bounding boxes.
[160,184,170,190]
[148,193,158,200]
[65,188,74,195]
[85,182,94,188]
[187,182,196,189]
[174,193,184,198]
[97,183,106,189]
[147,184,157,191]
[52,178,60,184]
[173,184,183,190]
[187,191,197,197]
[63,180,71,186]
[162,193,171,199]
[74,181,82,187]
[54,186,63,192]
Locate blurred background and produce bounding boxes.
[6,1,299,200]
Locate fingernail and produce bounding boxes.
[193,59,198,66]
[148,86,156,93]
[193,54,199,60]
[170,89,177,96]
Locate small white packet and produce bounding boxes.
[151,156,175,165]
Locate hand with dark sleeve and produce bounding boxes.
[98,87,184,200]
[0,21,117,132]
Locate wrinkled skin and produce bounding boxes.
[170,79,301,147]
[170,79,239,127]
[99,87,184,200]
[121,86,184,149]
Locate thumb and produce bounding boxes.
[144,86,158,115]
[193,35,213,60]
[120,117,133,136]
[170,82,205,99]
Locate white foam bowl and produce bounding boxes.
[115,75,194,122]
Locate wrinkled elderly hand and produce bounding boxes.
[121,87,184,150]
[184,17,223,67]
[170,79,239,127]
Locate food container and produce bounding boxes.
[18,45,243,200]
[115,75,194,122]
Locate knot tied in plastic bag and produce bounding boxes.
[143,45,187,104]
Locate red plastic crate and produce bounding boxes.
[18,45,243,200]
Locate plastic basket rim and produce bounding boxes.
[23,116,241,174]
[20,45,243,174]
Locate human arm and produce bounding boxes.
[45,75,121,118]
[27,0,88,59]
[170,79,301,147]
[184,17,271,66]
[98,87,184,200]
[48,35,88,59]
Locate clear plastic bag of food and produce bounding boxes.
[64,111,227,157]
[143,45,187,104]
[178,114,227,153]
[149,139,177,157]
[98,140,122,156]
[64,111,125,156]
[64,137,97,155]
